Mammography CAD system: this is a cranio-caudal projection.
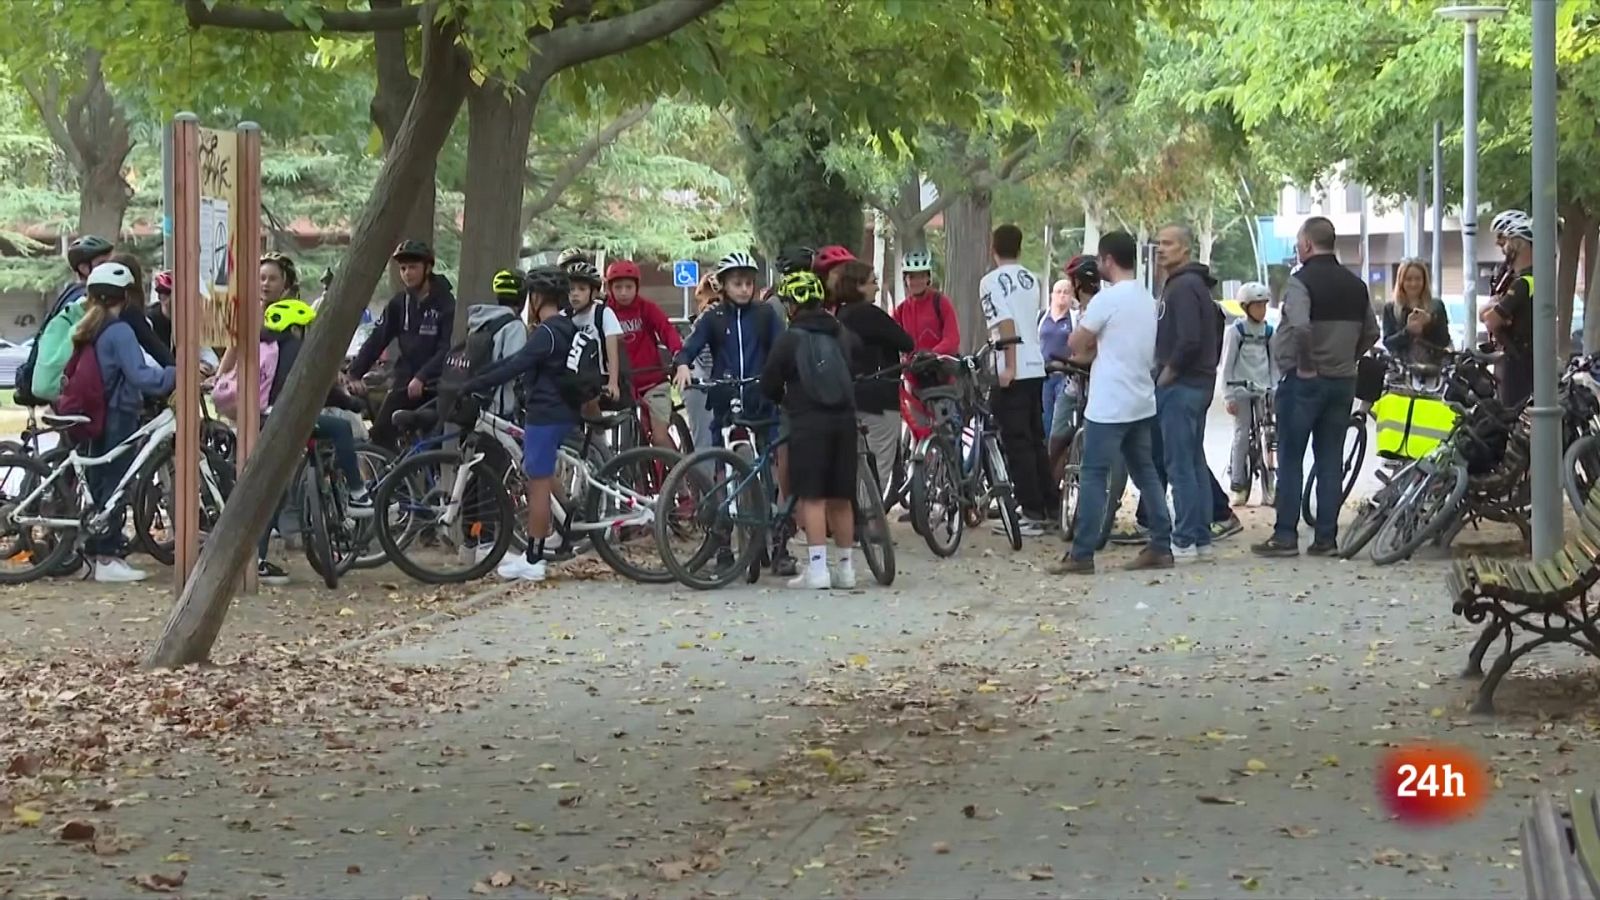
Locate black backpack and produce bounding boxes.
[439,315,512,419]
[794,329,853,410]
[14,283,82,407]
[559,327,604,407]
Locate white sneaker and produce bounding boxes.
[346,493,375,520]
[992,518,1046,538]
[1232,489,1250,507]
[1196,543,1217,562]
[831,563,857,590]
[497,556,546,582]
[1171,544,1199,565]
[787,567,830,590]
[93,558,149,584]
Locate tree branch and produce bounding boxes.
[16,73,80,171]
[534,0,725,72]
[182,0,423,32]
[522,102,654,222]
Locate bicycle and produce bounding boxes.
[653,378,893,590]
[1226,380,1277,507]
[906,337,1025,556]
[0,407,232,584]
[1046,359,1090,539]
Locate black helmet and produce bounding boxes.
[775,245,815,276]
[391,239,435,264]
[523,266,571,311]
[1065,254,1100,288]
[567,261,602,287]
[66,235,113,273]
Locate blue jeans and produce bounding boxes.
[259,413,365,560]
[1042,372,1064,435]
[86,409,140,557]
[1274,374,1357,544]
[1071,417,1172,561]
[1157,382,1213,548]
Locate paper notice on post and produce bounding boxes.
[198,197,231,299]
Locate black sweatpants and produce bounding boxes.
[369,383,431,451]
[991,377,1058,519]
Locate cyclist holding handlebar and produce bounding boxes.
[1223,282,1277,505]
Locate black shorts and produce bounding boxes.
[786,416,858,500]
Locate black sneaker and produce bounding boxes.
[1306,539,1337,557]
[1108,526,1147,546]
[1210,515,1244,541]
[258,560,290,586]
[1251,536,1299,558]
[772,549,799,577]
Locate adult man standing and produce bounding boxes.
[1153,224,1225,563]
[1253,216,1379,557]
[980,224,1058,534]
[347,240,456,450]
[1049,231,1173,574]
[1481,209,1536,405]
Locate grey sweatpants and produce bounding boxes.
[858,410,900,490]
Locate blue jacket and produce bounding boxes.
[672,300,783,383]
[95,320,176,414]
[349,273,457,383]
[464,315,578,426]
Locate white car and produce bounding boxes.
[0,339,33,389]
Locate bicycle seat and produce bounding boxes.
[915,385,962,404]
[41,413,89,429]
[582,409,634,430]
[1406,363,1442,379]
[392,408,438,432]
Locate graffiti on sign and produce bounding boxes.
[193,128,239,346]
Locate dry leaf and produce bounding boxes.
[1280,825,1318,839]
[11,805,43,826]
[512,822,535,832]
[932,842,951,855]
[1244,758,1268,773]
[131,871,187,893]
[6,753,42,778]
[489,871,514,887]
[655,860,694,881]
[470,881,493,895]
[846,653,869,668]
[1196,795,1244,806]
[346,865,362,875]
[57,820,96,842]
[163,852,190,863]
[1010,867,1055,881]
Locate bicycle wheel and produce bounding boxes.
[1058,429,1084,539]
[1369,461,1469,565]
[654,448,766,590]
[299,459,337,588]
[884,424,911,510]
[132,443,234,567]
[1563,433,1600,514]
[0,452,78,585]
[983,434,1022,551]
[1301,415,1367,528]
[374,448,515,584]
[349,442,397,570]
[1337,465,1412,559]
[909,436,963,557]
[585,446,691,584]
[855,454,894,586]
[669,413,695,454]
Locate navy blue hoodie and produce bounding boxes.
[349,273,456,384]
[463,314,579,426]
[672,299,783,383]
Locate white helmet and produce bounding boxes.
[714,251,759,277]
[1491,208,1533,241]
[1236,282,1271,305]
[86,262,134,294]
[902,251,933,274]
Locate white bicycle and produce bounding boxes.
[0,408,232,584]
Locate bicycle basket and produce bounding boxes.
[1355,354,1386,404]
[1372,392,1457,460]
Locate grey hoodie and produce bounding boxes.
[466,303,528,419]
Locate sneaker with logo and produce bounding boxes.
[993,518,1045,538]
[497,556,547,581]
[788,567,830,589]
[258,560,290,586]
[93,558,148,584]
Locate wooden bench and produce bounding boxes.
[1523,790,1600,898]
[1446,486,1600,714]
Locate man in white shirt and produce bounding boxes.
[1049,230,1174,574]
[980,224,1057,533]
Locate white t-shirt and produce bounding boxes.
[979,263,1047,381]
[1076,279,1158,424]
[570,302,623,375]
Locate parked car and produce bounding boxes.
[0,339,33,389]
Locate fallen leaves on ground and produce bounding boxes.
[131,870,186,893]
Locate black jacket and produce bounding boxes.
[465,315,578,426]
[761,308,860,427]
[834,301,912,413]
[268,330,362,411]
[1155,262,1223,388]
[123,306,175,368]
[1380,299,1451,364]
[349,273,456,384]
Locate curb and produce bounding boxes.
[327,580,520,657]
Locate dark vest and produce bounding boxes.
[1295,254,1368,323]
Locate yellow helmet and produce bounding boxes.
[264,298,316,332]
[492,268,522,297]
[777,270,825,306]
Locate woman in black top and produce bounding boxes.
[107,253,177,368]
[830,260,912,489]
[1380,258,1450,366]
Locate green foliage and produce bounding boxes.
[741,110,864,255]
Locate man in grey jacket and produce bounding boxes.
[1153,224,1226,563]
[1253,217,1379,557]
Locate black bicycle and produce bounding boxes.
[1227,381,1277,507]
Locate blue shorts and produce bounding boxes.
[522,422,573,478]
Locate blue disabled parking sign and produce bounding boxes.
[672,260,699,288]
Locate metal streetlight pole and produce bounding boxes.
[1431,120,1444,293]
[1437,5,1507,343]
[1531,0,1561,558]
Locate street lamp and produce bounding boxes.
[1436,4,1507,343]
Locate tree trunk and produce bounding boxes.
[457,77,540,331]
[19,50,133,239]
[1558,201,1590,357]
[1081,199,1102,255]
[78,154,130,240]
[895,174,927,252]
[144,19,471,670]
[370,1,436,277]
[943,188,993,352]
[1196,203,1216,267]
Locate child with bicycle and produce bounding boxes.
[1223,282,1278,506]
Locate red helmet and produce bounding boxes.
[812,245,857,275]
[153,270,174,295]
[605,259,641,284]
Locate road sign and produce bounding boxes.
[673,260,699,289]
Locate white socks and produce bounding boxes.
[807,545,827,578]
[832,546,853,569]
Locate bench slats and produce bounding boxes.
[1572,789,1600,898]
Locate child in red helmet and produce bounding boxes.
[605,259,684,449]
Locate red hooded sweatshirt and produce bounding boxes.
[893,290,960,355]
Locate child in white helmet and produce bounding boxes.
[1223,282,1277,506]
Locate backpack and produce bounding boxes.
[14,284,83,406]
[54,332,119,444]
[438,315,514,422]
[794,328,854,410]
[212,340,278,422]
[575,301,632,408]
[1235,319,1274,369]
[559,327,604,406]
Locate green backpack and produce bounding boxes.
[29,299,86,403]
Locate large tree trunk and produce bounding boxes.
[145,19,472,670]
[19,51,132,239]
[78,152,130,240]
[457,78,540,330]
[1196,203,1216,267]
[1081,199,1103,255]
[943,188,993,352]
[1558,201,1590,357]
[370,0,437,277]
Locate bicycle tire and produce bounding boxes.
[884,425,911,510]
[1337,465,1413,559]
[855,456,895,586]
[669,413,694,454]
[349,442,397,570]
[1302,414,1366,527]
[654,447,766,590]
[374,448,514,584]
[1563,433,1600,514]
[132,443,234,566]
[585,446,687,584]
[1058,430,1084,539]
[909,437,963,557]
[0,452,78,585]
[983,435,1022,552]
[300,460,338,589]
[1369,462,1468,565]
